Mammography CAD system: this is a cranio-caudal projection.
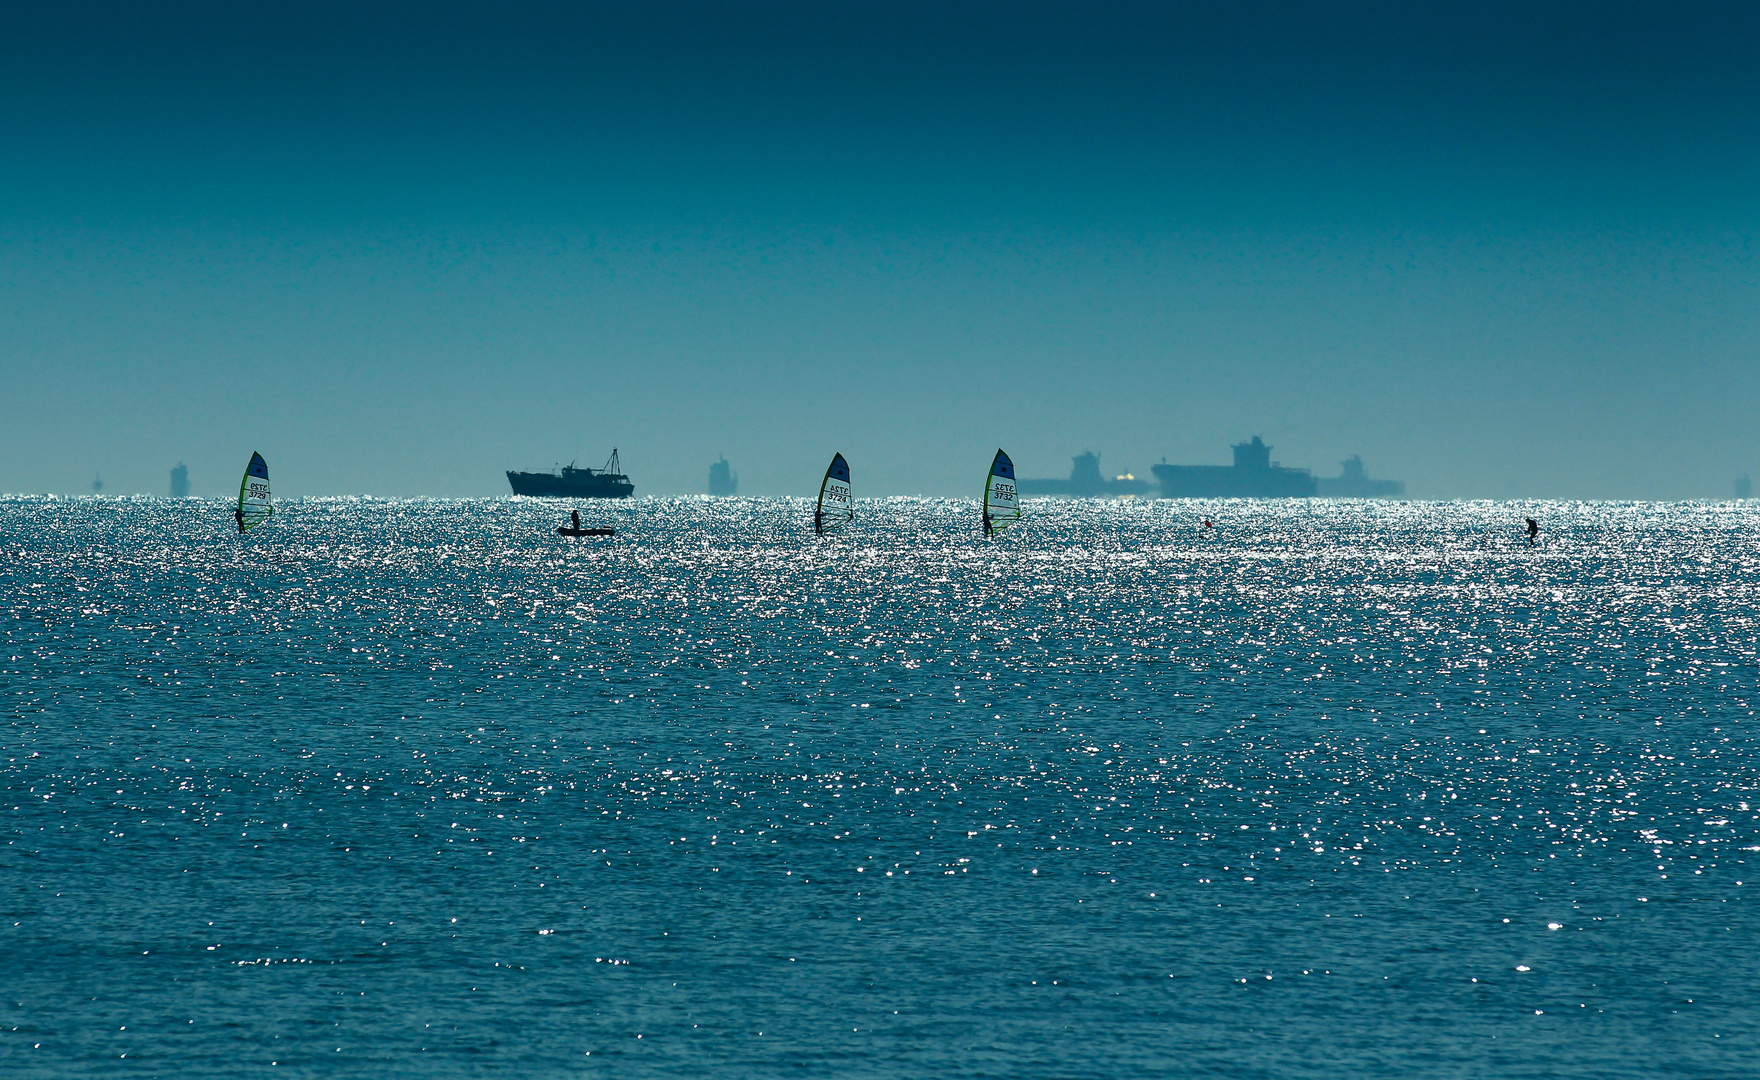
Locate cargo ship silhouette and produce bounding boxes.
[1151,436,1315,497]
[1017,451,1150,497]
[1023,438,1404,499]
[707,455,738,496]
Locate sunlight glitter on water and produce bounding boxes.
[2,496,1758,1077]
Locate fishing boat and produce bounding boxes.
[815,453,852,536]
[556,510,614,538]
[236,452,272,533]
[983,449,1020,537]
[507,449,634,498]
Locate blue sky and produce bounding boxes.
[3,1,1757,498]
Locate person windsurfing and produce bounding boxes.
[1525,517,1539,545]
[234,507,246,533]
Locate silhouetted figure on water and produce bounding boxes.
[1525,518,1539,545]
[572,509,581,531]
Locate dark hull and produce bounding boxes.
[557,527,615,537]
[507,471,634,498]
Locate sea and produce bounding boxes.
[2,496,1756,1078]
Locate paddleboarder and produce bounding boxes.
[1525,517,1539,545]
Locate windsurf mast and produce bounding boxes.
[236,452,273,534]
[815,453,852,536]
[983,448,1020,537]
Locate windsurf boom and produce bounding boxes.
[983,449,1020,537]
[236,452,272,533]
[816,453,852,536]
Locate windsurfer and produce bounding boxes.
[234,508,245,533]
[815,453,853,536]
[982,449,1019,537]
[1525,518,1539,545]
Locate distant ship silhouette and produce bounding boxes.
[506,449,634,498]
[708,455,738,496]
[1017,451,1150,497]
[1316,455,1405,498]
[1151,437,1316,497]
[1025,438,1404,499]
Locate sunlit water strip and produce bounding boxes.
[2,496,1756,1077]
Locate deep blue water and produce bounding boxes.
[3,496,1757,1078]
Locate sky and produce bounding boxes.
[2,0,1757,499]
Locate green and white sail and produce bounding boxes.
[237,452,273,533]
[815,453,852,536]
[983,448,1020,537]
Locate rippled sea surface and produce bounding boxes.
[3,496,1758,1078]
